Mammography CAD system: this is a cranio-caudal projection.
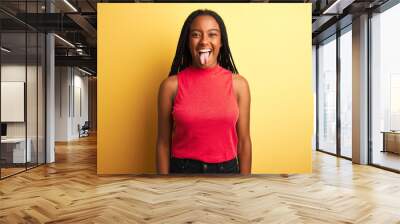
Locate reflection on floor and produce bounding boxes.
[0,162,42,179]
[0,135,400,223]
[0,167,25,178]
[373,150,400,170]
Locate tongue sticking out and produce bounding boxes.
[200,52,210,65]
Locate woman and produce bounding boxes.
[157,9,251,174]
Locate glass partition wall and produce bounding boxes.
[370,3,400,171]
[339,27,352,159]
[0,2,46,179]
[316,26,352,159]
[0,30,27,177]
[317,35,337,155]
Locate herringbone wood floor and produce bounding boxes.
[1,134,400,223]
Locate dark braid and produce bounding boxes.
[169,9,238,76]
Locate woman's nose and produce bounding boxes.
[200,35,209,44]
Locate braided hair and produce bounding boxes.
[168,9,238,76]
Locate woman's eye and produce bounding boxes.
[191,33,200,38]
[209,33,219,38]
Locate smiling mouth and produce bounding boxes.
[198,49,212,65]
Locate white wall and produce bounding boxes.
[1,65,37,137]
[1,65,26,138]
[55,66,70,141]
[55,67,89,141]
[72,73,89,138]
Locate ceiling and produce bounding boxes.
[0,0,393,75]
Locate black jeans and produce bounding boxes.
[170,157,240,174]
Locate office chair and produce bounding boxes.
[79,121,90,138]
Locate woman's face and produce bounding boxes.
[188,15,222,68]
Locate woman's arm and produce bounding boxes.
[233,75,252,175]
[156,76,177,174]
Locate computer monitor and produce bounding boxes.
[1,123,7,137]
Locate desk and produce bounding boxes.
[1,138,31,163]
[381,131,400,154]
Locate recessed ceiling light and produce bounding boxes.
[322,0,355,15]
[1,47,11,53]
[63,0,78,12]
[77,67,93,76]
[54,34,75,48]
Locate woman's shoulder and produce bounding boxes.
[232,74,250,99]
[159,75,178,96]
[232,74,249,89]
[162,75,178,85]
[160,75,178,89]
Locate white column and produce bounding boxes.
[46,33,55,163]
[45,1,55,163]
[352,14,369,164]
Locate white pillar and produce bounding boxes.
[46,1,55,163]
[352,14,369,164]
[46,33,55,163]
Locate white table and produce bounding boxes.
[1,138,31,163]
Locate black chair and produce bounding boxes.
[79,121,90,138]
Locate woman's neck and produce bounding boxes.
[190,63,220,73]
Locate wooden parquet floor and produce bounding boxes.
[1,134,400,223]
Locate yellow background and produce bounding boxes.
[98,3,312,174]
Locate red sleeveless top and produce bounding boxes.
[171,65,239,163]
